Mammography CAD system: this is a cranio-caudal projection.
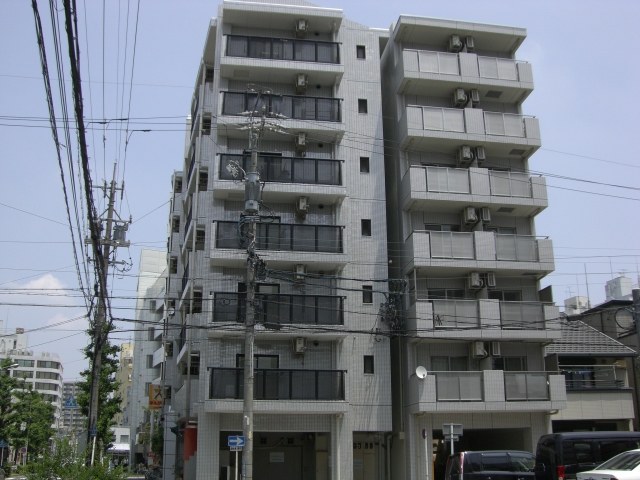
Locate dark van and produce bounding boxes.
[535,432,640,480]
[445,451,536,480]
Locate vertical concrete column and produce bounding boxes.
[196,411,220,480]
[331,413,353,480]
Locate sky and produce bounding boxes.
[1,0,639,381]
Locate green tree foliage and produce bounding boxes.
[77,336,122,452]
[0,358,19,445]
[25,436,127,480]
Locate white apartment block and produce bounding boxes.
[61,381,86,435]
[0,321,64,430]
[155,1,392,479]
[114,343,134,426]
[381,15,566,480]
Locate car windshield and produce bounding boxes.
[596,451,640,471]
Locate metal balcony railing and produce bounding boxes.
[215,221,343,253]
[187,151,196,187]
[185,209,192,237]
[226,35,340,64]
[212,292,344,325]
[222,91,341,122]
[220,154,341,186]
[209,367,346,400]
[432,371,483,401]
[560,365,627,390]
[504,372,549,401]
[181,261,189,292]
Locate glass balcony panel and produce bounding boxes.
[460,373,483,401]
[227,36,248,57]
[443,108,465,132]
[294,41,316,62]
[433,299,478,328]
[317,97,339,121]
[292,157,317,183]
[478,57,499,78]
[317,160,340,185]
[222,92,246,115]
[500,302,544,329]
[439,53,460,75]
[292,295,316,324]
[271,39,294,60]
[254,370,265,398]
[526,373,549,400]
[215,222,240,249]
[317,226,341,253]
[504,372,549,401]
[509,172,531,197]
[484,112,506,136]
[426,167,470,193]
[430,232,474,259]
[248,38,271,59]
[436,373,460,400]
[210,368,240,398]
[291,370,316,399]
[316,296,337,325]
[489,171,531,197]
[293,97,316,120]
[317,42,338,63]
[423,107,444,131]
[504,114,525,137]
[497,58,518,80]
[213,293,244,323]
[419,51,439,73]
[317,371,343,400]
[292,225,316,251]
[262,370,283,399]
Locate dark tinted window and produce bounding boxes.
[510,453,535,472]
[481,454,510,471]
[599,440,640,463]
[467,453,482,472]
[572,442,595,463]
[450,455,461,475]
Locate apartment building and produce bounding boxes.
[114,343,134,426]
[380,16,566,480]
[0,321,65,430]
[61,381,86,435]
[158,1,392,479]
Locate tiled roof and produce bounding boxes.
[545,319,636,357]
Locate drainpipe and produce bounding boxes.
[386,433,393,480]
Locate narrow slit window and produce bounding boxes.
[356,45,366,59]
[361,219,372,236]
[364,355,374,374]
[363,285,373,304]
[358,99,368,114]
[360,157,370,173]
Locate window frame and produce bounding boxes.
[358,98,368,114]
[361,219,372,236]
[356,45,366,59]
[360,156,370,173]
[364,355,374,374]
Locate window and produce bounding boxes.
[236,355,279,369]
[485,226,517,235]
[191,291,203,314]
[362,286,373,304]
[424,224,461,232]
[202,117,211,135]
[195,229,205,250]
[205,68,214,82]
[35,382,59,391]
[356,45,366,59]
[147,355,154,368]
[165,342,174,358]
[120,435,130,444]
[428,289,465,300]
[361,219,372,236]
[149,300,156,312]
[198,171,208,191]
[13,370,33,378]
[364,355,374,374]
[174,177,183,193]
[488,290,522,302]
[172,216,180,233]
[431,356,469,371]
[36,371,59,380]
[170,257,178,274]
[111,434,117,442]
[148,327,155,341]
[182,352,200,375]
[481,454,511,472]
[360,157,370,173]
[16,359,34,368]
[144,382,151,394]
[37,361,60,369]
[358,99,368,114]
[492,357,526,372]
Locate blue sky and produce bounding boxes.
[1,0,639,379]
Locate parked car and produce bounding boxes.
[576,449,640,480]
[445,450,536,480]
[535,432,640,480]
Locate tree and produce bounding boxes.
[77,335,122,453]
[0,358,19,462]
[6,381,55,460]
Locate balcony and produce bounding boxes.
[210,220,347,269]
[560,365,629,390]
[206,367,348,414]
[405,299,561,340]
[213,153,346,204]
[405,230,554,274]
[219,91,345,143]
[406,370,566,414]
[211,292,344,325]
[400,166,547,216]
[396,49,533,102]
[399,106,540,156]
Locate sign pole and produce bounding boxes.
[235,450,239,480]
[449,424,454,455]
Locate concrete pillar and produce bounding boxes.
[196,411,220,480]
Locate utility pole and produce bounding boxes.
[85,163,130,460]
[237,87,283,480]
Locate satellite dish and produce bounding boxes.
[415,366,428,379]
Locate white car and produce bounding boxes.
[577,449,640,480]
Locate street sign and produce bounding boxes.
[89,424,97,437]
[230,446,243,452]
[0,440,8,448]
[63,395,78,408]
[148,384,163,410]
[228,435,245,447]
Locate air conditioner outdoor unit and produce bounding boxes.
[475,146,486,164]
[449,35,463,53]
[295,73,308,94]
[469,341,487,358]
[467,272,483,290]
[470,89,480,106]
[294,264,307,282]
[293,337,307,354]
[481,207,491,224]
[465,36,475,52]
[295,19,309,38]
[296,196,309,215]
[295,132,307,152]
[452,88,468,107]
[463,206,477,225]
[485,272,496,288]
[458,145,474,167]
[490,342,501,357]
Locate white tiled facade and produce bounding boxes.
[381,14,565,480]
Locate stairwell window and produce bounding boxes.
[170,257,178,274]
[364,355,374,374]
[202,117,211,135]
[195,229,206,250]
[360,157,370,173]
[356,45,366,59]
[363,285,373,304]
[358,99,368,114]
[361,219,372,236]
[172,217,180,233]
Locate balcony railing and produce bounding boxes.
[209,367,346,400]
[432,299,479,328]
[212,292,344,325]
[187,150,196,186]
[495,234,538,262]
[432,372,483,401]
[500,302,544,329]
[504,372,549,401]
[220,154,341,186]
[215,221,343,253]
[560,365,627,390]
[181,261,189,292]
[429,232,474,259]
[222,92,341,122]
[488,170,532,197]
[226,35,340,64]
[484,112,525,137]
[185,209,192,236]
[478,56,520,81]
